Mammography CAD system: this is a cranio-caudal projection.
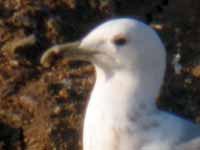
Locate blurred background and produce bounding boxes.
[0,0,200,149]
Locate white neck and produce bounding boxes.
[88,65,164,119]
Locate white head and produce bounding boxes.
[41,18,167,100]
[80,18,166,76]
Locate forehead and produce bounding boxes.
[85,18,148,40]
[97,19,135,32]
[81,18,156,49]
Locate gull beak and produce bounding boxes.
[40,41,99,67]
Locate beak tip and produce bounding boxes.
[40,42,81,67]
[40,47,56,67]
[40,56,50,68]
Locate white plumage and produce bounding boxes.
[80,18,200,150]
[41,18,200,150]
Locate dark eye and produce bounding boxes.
[112,34,127,46]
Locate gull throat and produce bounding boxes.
[89,64,160,119]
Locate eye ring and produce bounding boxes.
[112,34,127,46]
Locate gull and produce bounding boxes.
[40,18,200,150]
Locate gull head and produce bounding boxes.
[79,18,166,73]
[41,18,166,83]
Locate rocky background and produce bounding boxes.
[0,0,200,149]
